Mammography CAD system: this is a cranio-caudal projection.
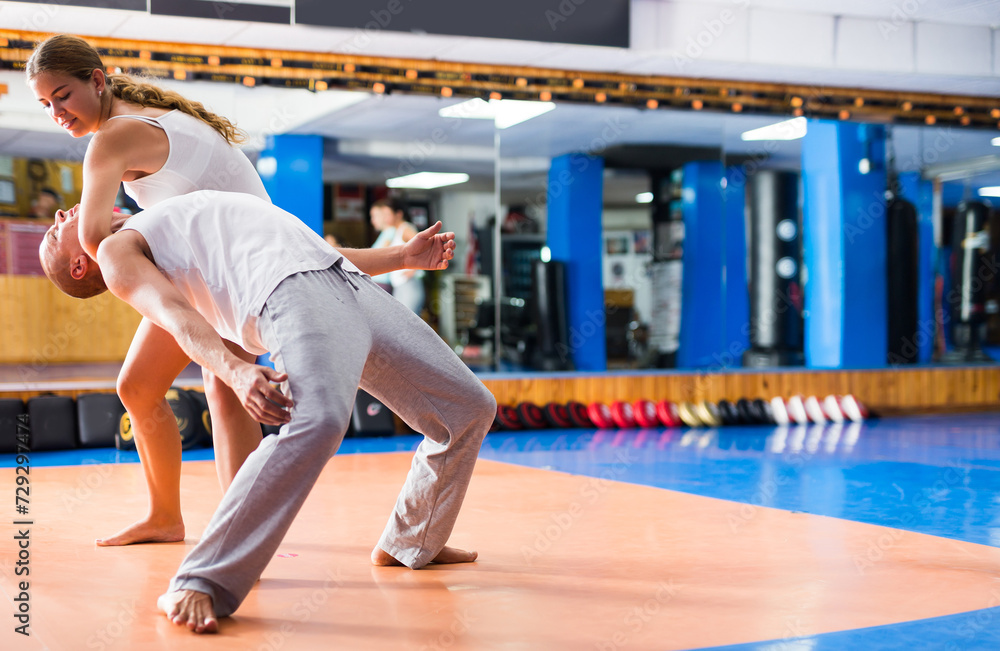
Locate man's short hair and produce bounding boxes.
[39,243,108,299]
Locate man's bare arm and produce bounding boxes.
[337,221,456,276]
[97,233,293,424]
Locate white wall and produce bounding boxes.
[629,0,1000,94]
[603,207,654,325]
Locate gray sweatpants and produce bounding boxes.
[169,262,496,617]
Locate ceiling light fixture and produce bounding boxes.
[740,116,807,141]
[438,98,556,129]
[386,172,470,189]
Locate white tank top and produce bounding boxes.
[120,190,359,354]
[107,111,269,208]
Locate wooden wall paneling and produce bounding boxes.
[3,366,999,414]
[0,276,142,365]
[477,367,1000,416]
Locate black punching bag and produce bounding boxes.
[743,170,804,367]
[886,197,919,364]
[531,259,572,371]
[944,200,993,363]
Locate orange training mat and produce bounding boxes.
[3,453,1000,650]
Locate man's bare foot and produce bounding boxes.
[371,545,478,566]
[429,546,478,564]
[96,518,185,546]
[158,590,218,634]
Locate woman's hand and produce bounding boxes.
[402,221,456,270]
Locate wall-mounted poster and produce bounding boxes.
[334,184,365,221]
[605,236,629,256]
[633,230,651,255]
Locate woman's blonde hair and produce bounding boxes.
[26,34,245,144]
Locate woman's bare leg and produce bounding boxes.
[98,318,192,546]
[204,341,263,493]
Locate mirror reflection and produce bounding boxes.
[485,101,999,373]
[1,71,997,376]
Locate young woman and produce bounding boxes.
[28,34,275,546]
[369,197,426,315]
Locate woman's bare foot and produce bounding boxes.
[371,545,478,566]
[158,590,218,634]
[96,517,185,546]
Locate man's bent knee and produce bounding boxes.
[470,386,497,432]
[281,408,350,457]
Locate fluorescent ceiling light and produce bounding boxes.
[741,117,807,141]
[438,98,556,129]
[992,137,1000,147]
[635,192,654,204]
[438,98,496,121]
[978,186,1000,197]
[385,172,470,189]
[494,99,556,129]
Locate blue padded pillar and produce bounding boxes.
[678,161,732,368]
[254,134,324,368]
[898,171,935,363]
[547,153,606,371]
[724,165,750,367]
[257,134,324,236]
[801,120,887,368]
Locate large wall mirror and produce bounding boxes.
[1,63,996,375]
[480,101,999,374]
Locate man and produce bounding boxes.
[40,190,496,633]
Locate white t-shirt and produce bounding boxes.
[120,190,359,354]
